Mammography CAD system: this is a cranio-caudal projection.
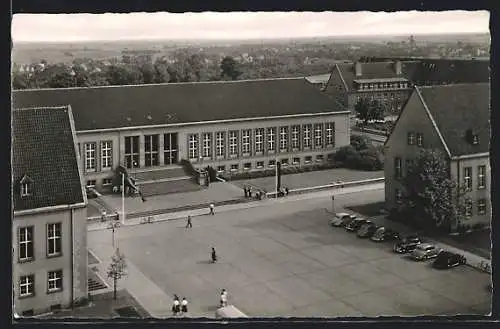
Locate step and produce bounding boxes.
[131,166,188,182]
[138,179,202,197]
[136,176,193,185]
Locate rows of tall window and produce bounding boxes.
[188,123,336,160]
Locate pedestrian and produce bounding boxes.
[285,187,289,196]
[209,203,215,215]
[211,247,217,263]
[186,215,192,228]
[220,289,228,307]
[248,186,252,198]
[181,297,188,314]
[244,186,248,198]
[172,295,180,316]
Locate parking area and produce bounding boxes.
[88,191,491,317]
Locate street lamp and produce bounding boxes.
[121,173,126,225]
[107,220,121,248]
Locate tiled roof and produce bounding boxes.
[409,59,490,85]
[12,78,345,131]
[12,106,85,211]
[417,83,490,157]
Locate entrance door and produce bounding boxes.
[164,133,178,165]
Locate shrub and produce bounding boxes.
[350,134,370,151]
[333,145,357,163]
[205,165,218,182]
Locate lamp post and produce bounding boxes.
[108,221,121,248]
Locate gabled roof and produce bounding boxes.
[416,83,490,157]
[12,78,346,132]
[12,106,85,212]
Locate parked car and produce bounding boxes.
[370,227,400,242]
[432,251,467,269]
[393,235,422,253]
[345,218,368,232]
[329,212,357,227]
[410,243,442,261]
[357,221,378,238]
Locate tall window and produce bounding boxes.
[21,182,32,197]
[144,134,159,167]
[47,270,63,293]
[19,226,34,262]
[101,141,113,170]
[314,124,323,147]
[242,129,251,154]
[303,124,312,148]
[188,134,199,159]
[19,275,34,297]
[395,189,403,204]
[464,167,472,191]
[255,128,264,153]
[84,143,96,172]
[477,199,486,215]
[267,127,276,152]
[291,125,300,149]
[325,122,335,146]
[394,157,402,179]
[405,159,414,175]
[229,131,238,156]
[416,133,424,147]
[124,136,140,169]
[164,133,178,165]
[216,132,225,157]
[465,199,473,217]
[47,223,62,257]
[478,165,486,189]
[407,132,415,145]
[279,126,288,151]
[202,133,212,158]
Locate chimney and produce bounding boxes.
[355,62,362,77]
[394,60,402,75]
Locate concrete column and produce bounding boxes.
[139,134,145,168]
[159,133,165,166]
[119,134,125,167]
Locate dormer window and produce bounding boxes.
[466,129,479,145]
[472,134,479,145]
[20,175,33,197]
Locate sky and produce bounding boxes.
[12,11,490,42]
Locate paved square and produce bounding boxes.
[88,192,491,317]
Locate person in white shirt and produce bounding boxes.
[220,289,228,307]
[172,298,180,316]
[209,203,215,215]
[181,297,188,314]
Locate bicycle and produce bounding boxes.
[140,216,154,224]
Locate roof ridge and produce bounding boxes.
[418,82,490,89]
[12,105,70,111]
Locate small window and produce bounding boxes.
[256,161,264,169]
[477,199,487,215]
[47,270,63,293]
[416,133,424,147]
[315,155,324,162]
[20,175,33,197]
[86,180,96,188]
[19,274,35,297]
[304,156,312,164]
[281,159,289,166]
[407,132,415,145]
[268,160,276,167]
[395,189,403,204]
[472,134,479,145]
[230,164,239,171]
[102,178,113,186]
[243,162,251,170]
[217,165,225,173]
[465,199,473,217]
[292,157,300,165]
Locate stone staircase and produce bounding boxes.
[132,165,202,197]
[131,165,187,182]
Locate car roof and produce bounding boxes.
[418,243,435,249]
[335,212,351,217]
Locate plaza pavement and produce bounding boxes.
[87,187,491,318]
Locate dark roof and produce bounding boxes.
[12,106,85,211]
[417,83,490,156]
[12,78,344,131]
[336,61,419,91]
[409,59,490,85]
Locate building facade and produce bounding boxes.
[12,107,88,316]
[384,83,491,228]
[13,78,351,193]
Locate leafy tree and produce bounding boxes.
[47,71,75,88]
[350,134,371,151]
[107,248,127,300]
[399,149,466,232]
[105,65,143,85]
[354,98,386,129]
[220,56,241,80]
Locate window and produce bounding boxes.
[325,123,335,146]
[188,134,199,159]
[405,159,414,175]
[268,160,276,167]
[84,143,97,172]
[86,180,96,188]
[407,132,415,145]
[101,141,113,170]
[464,167,472,191]
[465,199,473,217]
[229,131,238,156]
[314,124,323,147]
[230,164,239,171]
[281,158,289,166]
[304,156,312,163]
[47,270,63,293]
[279,127,288,151]
[292,157,300,165]
[47,223,62,257]
[216,132,225,157]
[102,178,113,186]
[416,133,424,147]
[124,136,140,169]
[478,165,486,189]
[303,124,312,148]
[472,134,479,145]
[267,127,276,152]
[395,189,403,204]
[217,165,225,173]
[291,125,300,149]
[316,154,324,162]
[19,275,34,297]
[21,182,32,197]
[255,128,264,153]
[242,129,251,154]
[18,227,34,262]
[164,133,178,165]
[202,133,212,158]
[256,161,264,168]
[477,199,487,215]
[243,162,251,170]
[144,135,159,167]
[394,157,402,179]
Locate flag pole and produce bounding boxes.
[121,173,125,225]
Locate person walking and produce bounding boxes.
[181,297,188,315]
[220,289,228,307]
[209,203,215,215]
[186,215,192,229]
[172,295,180,316]
[211,247,217,263]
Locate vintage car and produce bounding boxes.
[410,243,442,261]
[432,251,467,269]
[329,212,357,227]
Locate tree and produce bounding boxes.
[399,149,466,232]
[220,56,241,80]
[106,248,127,300]
[105,65,143,86]
[354,98,385,130]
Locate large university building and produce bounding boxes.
[384,83,491,229]
[12,106,88,316]
[13,78,351,195]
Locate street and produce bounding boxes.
[88,187,491,317]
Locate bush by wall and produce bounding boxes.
[222,162,342,181]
